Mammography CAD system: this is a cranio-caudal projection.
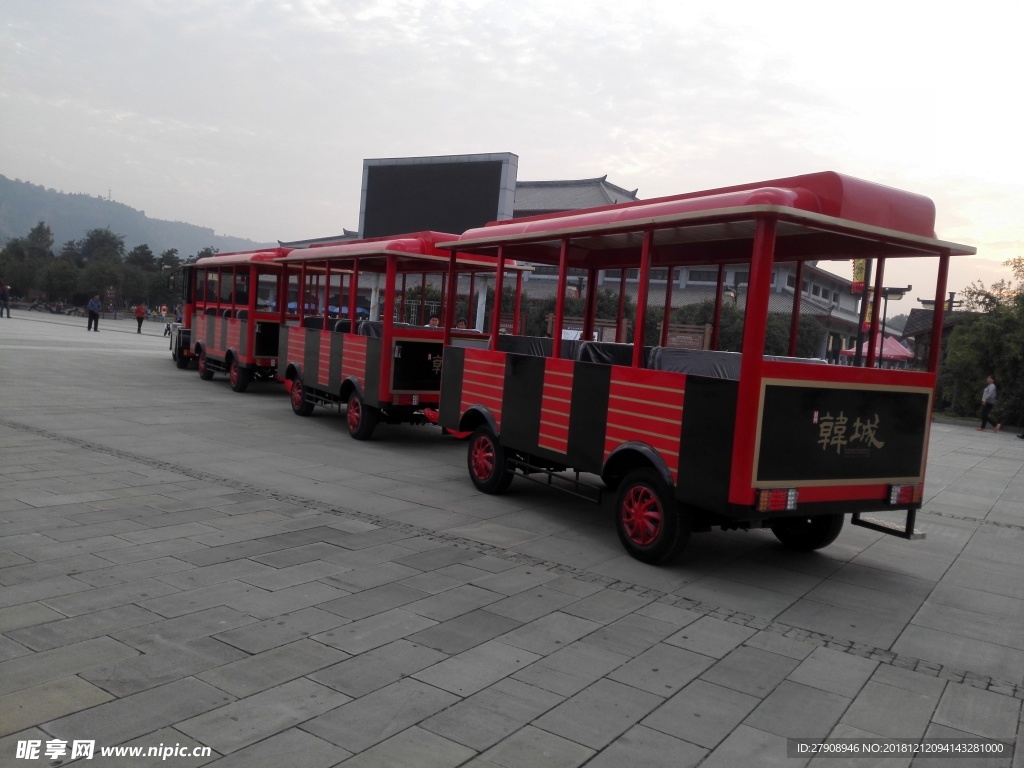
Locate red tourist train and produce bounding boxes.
[274,232,529,439]
[163,172,974,565]
[434,172,974,563]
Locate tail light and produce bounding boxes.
[756,488,798,512]
[889,484,923,505]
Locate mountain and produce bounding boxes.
[0,175,272,256]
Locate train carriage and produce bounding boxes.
[436,171,975,564]
[190,248,292,391]
[275,231,529,440]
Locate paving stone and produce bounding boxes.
[663,615,758,658]
[698,724,805,768]
[322,561,424,592]
[532,677,663,750]
[155,559,279,590]
[931,682,1021,740]
[226,580,348,619]
[421,677,564,751]
[7,603,164,651]
[402,584,504,621]
[311,608,437,655]
[414,639,541,697]
[0,552,118,586]
[301,678,458,753]
[308,639,448,698]
[201,727,346,768]
[38,578,187,622]
[560,588,652,623]
[745,680,851,739]
[393,545,481,571]
[498,611,601,656]
[0,602,64,633]
[250,542,348,569]
[608,642,715,697]
[236,560,349,590]
[786,645,878,698]
[578,612,679,657]
[176,678,347,755]
[137,580,268,619]
[0,676,113,738]
[74,726,219,768]
[584,724,708,768]
[478,724,594,768]
[407,609,522,655]
[470,564,561,596]
[333,726,476,768]
[70,555,196,588]
[839,680,940,738]
[114,606,257,652]
[0,636,139,696]
[197,639,348,698]
[698,645,801,698]
[45,677,235,746]
[743,628,819,660]
[512,641,629,697]
[213,607,350,654]
[486,586,582,624]
[0,634,30,662]
[0,575,98,610]
[80,637,248,696]
[317,582,429,620]
[641,678,761,749]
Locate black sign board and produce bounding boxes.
[756,382,930,484]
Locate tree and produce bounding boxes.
[125,244,156,270]
[24,222,55,258]
[40,260,80,302]
[158,248,180,270]
[79,228,125,264]
[81,260,120,300]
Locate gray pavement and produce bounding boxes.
[1,309,1022,767]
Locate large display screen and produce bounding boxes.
[359,153,517,238]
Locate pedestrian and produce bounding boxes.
[426,315,440,328]
[977,375,1001,432]
[0,284,10,318]
[134,303,147,334]
[87,294,101,332]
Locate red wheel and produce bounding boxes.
[198,351,214,380]
[467,425,513,494]
[290,376,314,416]
[615,469,688,564]
[229,359,249,392]
[346,393,378,440]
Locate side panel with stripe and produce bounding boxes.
[603,367,686,484]
[499,355,545,451]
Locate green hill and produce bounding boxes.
[0,175,272,256]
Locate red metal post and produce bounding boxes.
[617,269,627,343]
[583,267,598,341]
[711,263,725,350]
[927,253,951,374]
[660,267,674,347]
[493,246,507,342]
[867,258,886,368]
[443,250,458,346]
[552,238,570,359]
[632,231,653,367]
[788,261,804,357]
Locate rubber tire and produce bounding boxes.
[290,376,315,416]
[228,359,250,393]
[615,468,690,564]
[175,350,189,369]
[198,351,214,380]
[346,393,378,440]
[467,425,514,494]
[769,513,845,551]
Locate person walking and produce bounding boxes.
[0,284,10,318]
[977,375,1001,432]
[87,295,102,332]
[134,303,147,334]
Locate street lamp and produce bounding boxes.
[880,285,912,344]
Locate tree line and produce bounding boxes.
[937,256,1024,427]
[0,221,216,308]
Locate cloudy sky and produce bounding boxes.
[2,0,1021,304]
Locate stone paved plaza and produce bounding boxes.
[1,311,1022,767]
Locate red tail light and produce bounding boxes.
[756,488,798,512]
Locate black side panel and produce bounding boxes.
[500,354,545,451]
[438,346,466,430]
[677,377,738,509]
[567,363,611,471]
[364,338,382,407]
[329,333,343,393]
[304,330,320,386]
[205,315,215,350]
[392,341,444,392]
[254,322,279,356]
[219,319,228,352]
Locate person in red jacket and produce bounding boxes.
[134,303,147,334]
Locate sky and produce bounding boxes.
[2,0,1022,308]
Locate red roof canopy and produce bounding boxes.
[840,335,913,360]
